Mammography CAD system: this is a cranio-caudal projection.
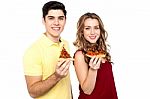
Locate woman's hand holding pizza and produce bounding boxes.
[89,56,102,70]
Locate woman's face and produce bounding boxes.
[83,18,100,43]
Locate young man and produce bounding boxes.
[23,1,72,99]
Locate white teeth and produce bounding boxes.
[52,27,60,31]
[89,36,96,39]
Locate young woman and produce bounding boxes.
[73,12,118,99]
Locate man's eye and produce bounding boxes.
[48,17,54,20]
[58,17,64,20]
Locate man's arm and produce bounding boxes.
[25,59,71,98]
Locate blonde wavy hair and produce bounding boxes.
[73,12,111,62]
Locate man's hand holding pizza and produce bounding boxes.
[54,46,73,78]
[55,58,71,78]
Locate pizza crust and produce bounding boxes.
[85,53,106,58]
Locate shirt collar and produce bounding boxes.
[41,33,64,47]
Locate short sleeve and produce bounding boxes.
[23,46,42,76]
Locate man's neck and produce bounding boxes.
[44,33,60,43]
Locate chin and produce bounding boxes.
[89,40,96,43]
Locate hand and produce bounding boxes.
[55,58,71,78]
[89,56,102,70]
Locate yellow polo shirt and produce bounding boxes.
[23,34,72,99]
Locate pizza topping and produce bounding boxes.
[59,47,71,58]
[86,49,106,58]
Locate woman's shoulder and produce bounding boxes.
[74,50,83,57]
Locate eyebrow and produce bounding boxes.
[47,16,65,18]
[84,25,99,27]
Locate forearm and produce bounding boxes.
[81,68,98,95]
[29,73,61,98]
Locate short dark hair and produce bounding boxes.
[42,1,67,19]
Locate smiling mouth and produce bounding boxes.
[52,27,60,31]
[89,36,96,39]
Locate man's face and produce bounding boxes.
[43,9,66,39]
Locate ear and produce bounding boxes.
[42,17,45,25]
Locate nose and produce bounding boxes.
[54,19,59,25]
[90,28,95,35]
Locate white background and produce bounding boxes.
[0,0,150,99]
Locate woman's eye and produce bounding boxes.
[85,27,90,30]
[95,27,100,29]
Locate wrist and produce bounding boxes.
[89,67,98,71]
[52,72,62,81]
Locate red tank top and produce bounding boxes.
[78,62,118,99]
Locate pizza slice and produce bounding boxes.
[85,50,106,58]
[59,47,74,60]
